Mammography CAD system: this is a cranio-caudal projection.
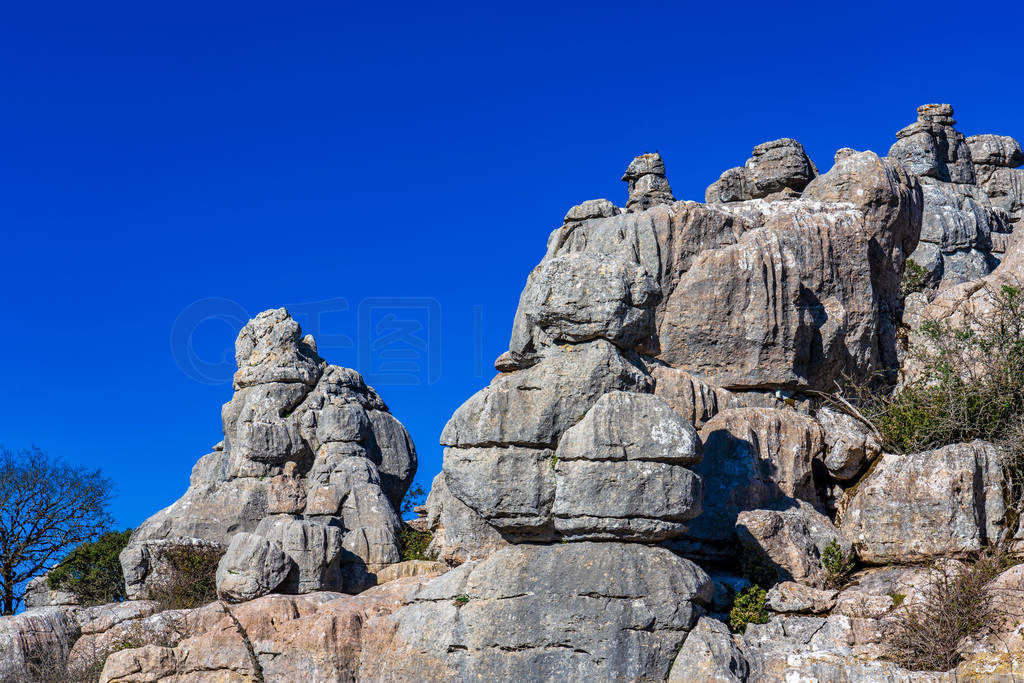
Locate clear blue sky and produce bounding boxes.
[2,1,1022,530]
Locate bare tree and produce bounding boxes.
[0,446,113,614]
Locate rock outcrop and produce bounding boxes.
[121,308,416,601]
[6,102,1022,683]
[887,104,1022,289]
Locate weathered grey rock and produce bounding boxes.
[908,240,944,285]
[23,575,79,608]
[766,582,838,614]
[706,138,816,203]
[552,391,703,541]
[512,252,659,351]
[941,247,997,286]
[816,405,881,480]
[918,180,998,253]
[216,532,295,603]
[424,471,508,564]
[888,103,975,184]
[622,152,674,210]
[736,501,847,588]
[686,408,824,547]
[359,543,712,681]
[254,516,344,594]
[441,339,651,448]
[122,308,412,601]
[563,198,621,223]
[444,390,704,542]
[746,138,817,197]
[233,308,325,389]
[978,166,1024,225]
[743,614,947,682]
[966,134,1024,168]
[839,442,1005,563]
[668,616,749,682]
[443,445,556,539]
[555,391,702,465]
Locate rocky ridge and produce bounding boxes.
[3,103,1023,682]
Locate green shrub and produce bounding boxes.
[729,585,769,633]
[148,545,221,610]
[887,549,1011,671]
[822,539,856,588]
[901,259,931,297]
[399,528,435,561]
[865,284,1024,454]
[47,529,132,606]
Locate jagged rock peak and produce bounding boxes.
[621,151,674,210]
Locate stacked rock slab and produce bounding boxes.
[120,308,415,601]
[887,104,1020,288]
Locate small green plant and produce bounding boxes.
[901,259,931,297]
[400,483,428,519]
[729,585,769,633]
[399,528,435,561]
[455,593,470,604]
[48,529,132,606]
[889,592,906,608]
[822,539,856,588]
[550,455,558,470]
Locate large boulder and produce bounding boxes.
[215,532,295,603]
[358,543,713,681]
[706,138,817,203]
[838,441,1006,563]
[122,308,413,600]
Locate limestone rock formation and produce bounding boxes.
[6,102,1022,683]
[886,104,1021,288]
[121,308,414,601]
[706,138,817,203]
[622,152,674,210]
